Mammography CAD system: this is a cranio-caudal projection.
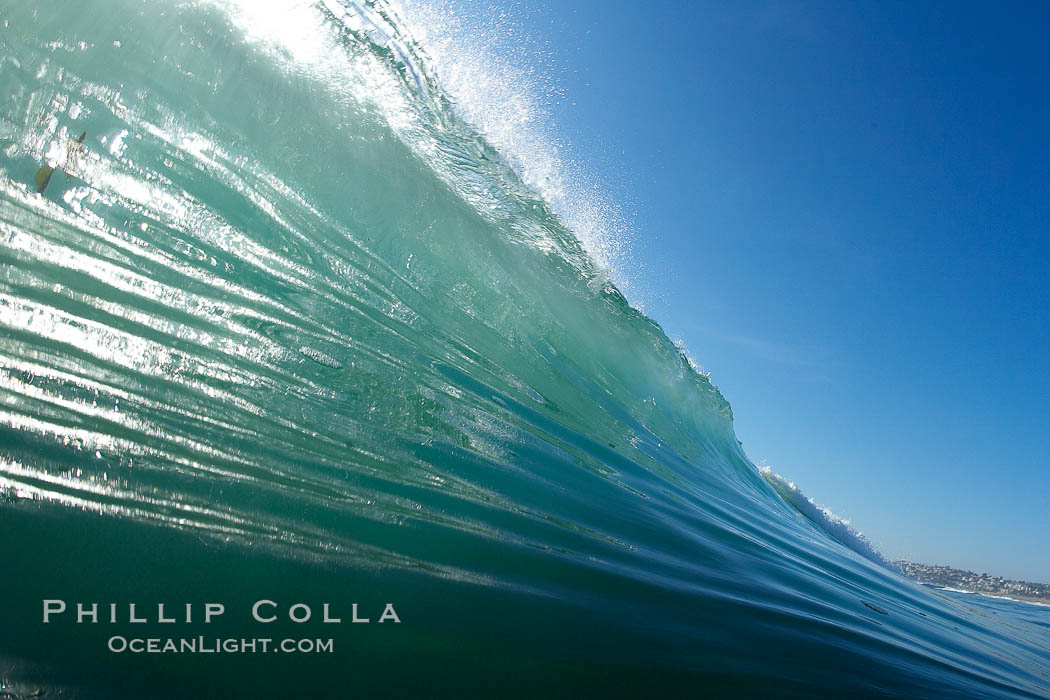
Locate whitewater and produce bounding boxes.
[0,1,1047,698]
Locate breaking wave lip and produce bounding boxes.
[759,466,897,571]
[328,0,637,295]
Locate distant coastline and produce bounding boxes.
[897,561,1050,606]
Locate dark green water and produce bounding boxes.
[0,1,1047,697]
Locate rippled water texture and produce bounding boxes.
[0,2,1047,697]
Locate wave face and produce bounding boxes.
[0,2,1047,697]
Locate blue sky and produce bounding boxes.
[433,1,1049,581]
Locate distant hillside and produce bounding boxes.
[897,561,1050,605]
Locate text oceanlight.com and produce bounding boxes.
[108,636,334,654]
[40,599,401,655]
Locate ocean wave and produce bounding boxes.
[0,1,1048,697]
[758,466,896,571]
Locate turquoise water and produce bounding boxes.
[0,1,1048,697]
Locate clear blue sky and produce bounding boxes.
[430,0,1049,582]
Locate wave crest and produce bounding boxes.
[759,466,897,571]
